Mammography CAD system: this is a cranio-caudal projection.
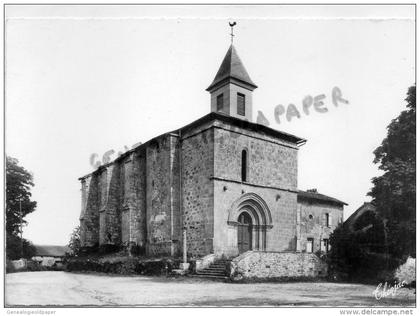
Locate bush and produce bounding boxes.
[67,226,81,256]
[134,259,180,275]
[352,252,402,283]
[129,243,146,256]
[327,223,402,283]
[78,244,99,256]
[6,233,36,260]
[6,259,16,273]
[66,257,183,276]
[26,260,41,271]
[98,244,122,254]
[395,256,415,286]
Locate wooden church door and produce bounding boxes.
[238,212,252,253]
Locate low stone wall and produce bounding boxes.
[195,254,216,271]
[229,251,327,281]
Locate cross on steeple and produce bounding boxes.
[229,21,236,44]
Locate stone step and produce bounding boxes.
[191,258,230,280]
[198,272,226,277]
[193,274,228,280]
[204,266,226,270]
[203,266,226,270]
[208,267,226,270]
[196,271,226,276]
[201,267,226,271]
[197,271,226,275]
[196,269,226,274]
[201,271,225,274]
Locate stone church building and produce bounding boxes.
[79,44,346,260]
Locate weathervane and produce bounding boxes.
[229,21,237,44]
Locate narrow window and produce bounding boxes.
[237,93,245,116]
[241,150,247,182]
[321,239,329,252]
[325,213,330,227]
[217,94,224,111]
[306,238,314,253]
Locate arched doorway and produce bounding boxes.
[227,193,273,255]
[237,212,252,253]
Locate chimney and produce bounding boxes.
[307,188,318,193]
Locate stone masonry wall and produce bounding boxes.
[131,150,147,248]
[213,121,298,190]
[78,115,304,259]
[98,169,107,244]
[80,147,148,251]
[230,251,327,281]
[120,159,130,245]
[212,125,299,257]
[169,134,182,256]
[119,149,147,249]
[80,134,178,255]
[80,175,99,247]
[181,127,214,258]
[146,135,180,256]
[107,165,122,245]
[98,165,121,245]
[298,199,343,253]
[80,176,89,245]
[213,183,297,257]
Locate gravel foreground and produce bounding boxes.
[5,271,416,307]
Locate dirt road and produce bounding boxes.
[5,271,415,307]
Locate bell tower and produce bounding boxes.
[206,44,257,122]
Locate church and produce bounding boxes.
[78,42,346,261]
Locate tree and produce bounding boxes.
[368,85,416,258]
[6,156,37,259]
[327,223,362,281]
[328,86,415,282]
[6,233,36,260]
[328,220,393,283]
[68,226,81,256]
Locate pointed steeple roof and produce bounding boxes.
[206,45,257,92]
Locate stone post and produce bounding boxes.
[183,228,187,263]
[180,227,190,270]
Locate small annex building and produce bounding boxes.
[32,245,70,267]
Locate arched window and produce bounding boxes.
[241,150,247,182]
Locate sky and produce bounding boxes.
[5,5,415,245]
